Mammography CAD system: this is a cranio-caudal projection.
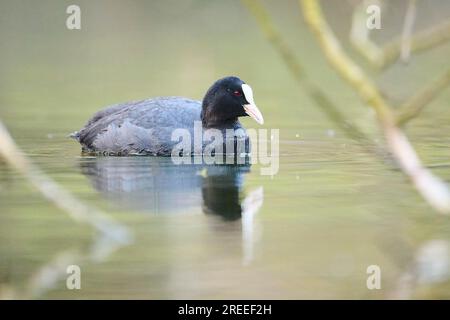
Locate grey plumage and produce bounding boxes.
[72,97,200,155]
[72,96,249,156]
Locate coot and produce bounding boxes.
[71,76,264,156]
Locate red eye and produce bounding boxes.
[233,90,242,96]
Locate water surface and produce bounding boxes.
[1,0,450,299]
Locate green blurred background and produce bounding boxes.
[1,0,450,299]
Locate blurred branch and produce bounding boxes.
[241,0,304,82]
[241,0,376,149]
[396,69,450,125]
[384,19,450,69]
[400,0,417,63]
[301,0,450,214]
[0,120,131,240]
[350,1,450,69]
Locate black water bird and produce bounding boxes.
[71,76,264,156]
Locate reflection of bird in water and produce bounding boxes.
[78,157,260,220]
[201,167,245,221]
[79,156,264,267]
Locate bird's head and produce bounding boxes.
[201,76,264,128]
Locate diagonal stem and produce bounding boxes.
[383,19,450,70]
[396,69,450,125]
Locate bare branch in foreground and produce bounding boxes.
[0,120,132,240]
[350,1,450,70]
[301,0,450,214]
[241,0,377,151]
[400,0,417,63]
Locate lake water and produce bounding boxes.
[1,0,450,299]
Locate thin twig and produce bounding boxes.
[400,0,417,63]
[350,1,450,70]
[301,0,450,214]
[383,19,450,69]
[396,69,450,125]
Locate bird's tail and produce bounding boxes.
[69,131,80,141]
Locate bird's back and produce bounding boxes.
[73,97,202,155]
